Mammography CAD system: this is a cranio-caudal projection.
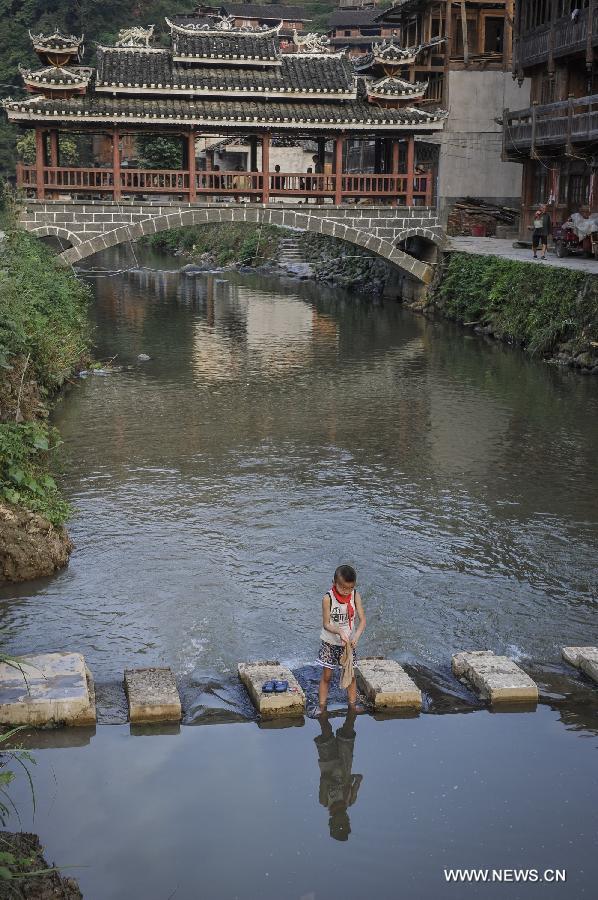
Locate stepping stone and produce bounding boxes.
[124,667,181,723]
[452,650,538,704]
[238,661,305,718]
[356,657,422,710]
[562,646,598,683]
[0,652,96,727]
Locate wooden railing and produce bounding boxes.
[16,164,433,206]
[518,7,598,69]
[504,94,598,153]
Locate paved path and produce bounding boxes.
[448,236,598,274]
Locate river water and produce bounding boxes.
[1,247,598,899]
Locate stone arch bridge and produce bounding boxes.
[20,200,446,284]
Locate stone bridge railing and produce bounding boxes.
[19,201,447,284]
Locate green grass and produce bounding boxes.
[143,222,286,265]
[434,253,597,356]
[0,202,92,525]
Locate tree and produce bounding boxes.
[136,135,183,169]
[15,130,78,165]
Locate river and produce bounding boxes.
[1,247,597,899]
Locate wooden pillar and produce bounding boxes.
[548,0,557,77]
[587,0,596,88]
[49,130,59,167]
[249,135,258,172]
[35,127,45,199]
[262,132,270,203]
[406,136,415,206]
[444,0,452,107]
[391,139,400,206]
[334,135,344,205]
[460,0,469,66]
[374,139,383,173]
[188,130,197,202]
[112,129,121,200]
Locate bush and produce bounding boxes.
[0,423,70,525]
[0,226,92,390]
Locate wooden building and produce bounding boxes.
[327,8,395,57]
[503,0,598,234]
[6,17,445,205]
[375,1,528,221]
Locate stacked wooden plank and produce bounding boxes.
[448,197,519,237]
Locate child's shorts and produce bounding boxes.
[316,640,358,671]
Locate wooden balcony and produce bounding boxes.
[503,95,598,157]
[517,7,598,70]
[16,164,433,206]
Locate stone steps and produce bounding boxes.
[0,650,554,727]
[452,650,538,704]
[562,646,598,683]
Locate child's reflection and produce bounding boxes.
[314,709,363,841]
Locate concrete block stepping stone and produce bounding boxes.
[0,652,96,727]
[452,650,538,704]
[562,647,598,683]
[356,657,422,711]
[238,661,305,718]
[124,667,181,723]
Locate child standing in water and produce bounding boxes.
[317,565,366,714]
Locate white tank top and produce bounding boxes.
[320,590,355,646]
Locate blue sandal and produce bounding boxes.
[273,680,288,693]
[262,681,275,693]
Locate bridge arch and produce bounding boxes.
[30,225,82,248]
[57,205,435,284]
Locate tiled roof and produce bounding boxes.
[171,29,281,61]
[96,47,355,96]
[29,29,83,51]
[367,75,426,98]
[4,93,445,130]
[20,65,92,87]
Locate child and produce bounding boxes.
[317,564,366,714]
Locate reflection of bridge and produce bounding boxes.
[21,200,445,283]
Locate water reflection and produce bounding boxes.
[315,709,363,841]
[1,249,597,681]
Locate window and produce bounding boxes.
[484,17,504,53]
[453,16,478,56]
[569,172,590,207]
[345,29,351,37]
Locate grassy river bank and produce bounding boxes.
[0,214,91,583]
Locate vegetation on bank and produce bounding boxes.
[142,222,287,266]
[0,208,92,525]
[432,253,598,358]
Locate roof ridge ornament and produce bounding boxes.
[115,25,155,48]
[165,16,283,37]
[29,28,84,47]
[292,30,336,55]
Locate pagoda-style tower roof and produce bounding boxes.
[29,29,84,66]
[166,16,281,64]
[4,14,446,132]
[367,75,427,103]
[20,64,92,95]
